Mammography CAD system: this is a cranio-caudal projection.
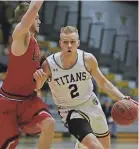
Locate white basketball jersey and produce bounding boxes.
[47,49,95,107]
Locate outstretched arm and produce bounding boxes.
[85,53,125,100]
[13,1,43,39]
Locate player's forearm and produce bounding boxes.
[21,1,43,30]
[29,1,44,11]
[102,80,124,100]
[35,79,46,91]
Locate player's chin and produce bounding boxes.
[36,28,39,33]
[36,30,39,33]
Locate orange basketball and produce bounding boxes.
[111,100,138,126]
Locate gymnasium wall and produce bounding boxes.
[57,1,138,40]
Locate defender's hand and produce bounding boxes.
[33,69,47,91]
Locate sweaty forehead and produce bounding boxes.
[61,33,78,40]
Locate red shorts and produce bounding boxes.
[0,95,52,149]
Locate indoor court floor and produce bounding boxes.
[17,136,138,149]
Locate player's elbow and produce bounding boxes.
[21,10,36,28]
[20,4,41,29]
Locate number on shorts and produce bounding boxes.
[69,84,79,98]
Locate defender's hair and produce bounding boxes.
[14,2,29,22]
[60,26,79,39]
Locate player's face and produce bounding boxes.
[31,14,41,34]
[59,33,80,54]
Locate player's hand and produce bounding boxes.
[122,96,131,100]
[122,96,138,106]
[33,69,46,80]
[33,69,47,91]
[130,99,138,106]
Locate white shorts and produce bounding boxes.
[57,96,109,138]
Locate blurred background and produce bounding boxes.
[0,1,138,148]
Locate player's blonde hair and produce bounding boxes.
[60,26,79,39]
[14,2,29,22]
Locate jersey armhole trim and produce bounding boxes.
[83,51,91,74]
[46,57,52,82]
[53,53,63,69]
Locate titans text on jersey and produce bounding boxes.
[54,72,87,86]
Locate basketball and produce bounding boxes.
[111,100,138,126]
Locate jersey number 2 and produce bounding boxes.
[69,84,79,98]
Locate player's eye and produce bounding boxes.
[63,41,68,44]
[71,41,75,44]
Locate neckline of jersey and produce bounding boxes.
[53,51,79,70]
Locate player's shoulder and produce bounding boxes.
[47,53,55,61]
[12,22,22,39]
[12,25,30,41]
[47,52,60,62]
[47,54,53,59]
[78,49,92,56]
[81,50,98,68]
[81,50,96,61]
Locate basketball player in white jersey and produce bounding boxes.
[33,26,131,149]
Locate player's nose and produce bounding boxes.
[68,43,72,48]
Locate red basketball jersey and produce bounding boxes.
[1,36,40,98]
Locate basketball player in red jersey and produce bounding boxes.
[0,1,55,149]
